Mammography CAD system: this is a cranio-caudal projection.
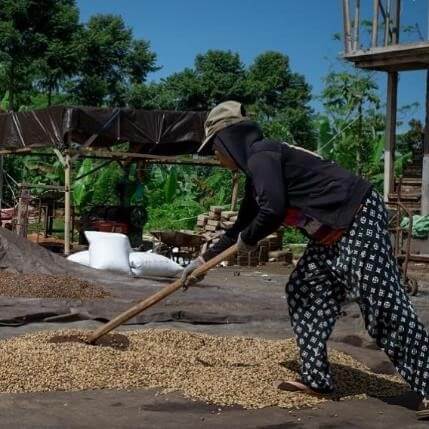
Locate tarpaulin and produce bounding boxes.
[0,107,207,156]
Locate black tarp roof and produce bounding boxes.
[0,106,207,156]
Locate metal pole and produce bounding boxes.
[384,72,398,202]
[421,71,429,215]
[353,0,361,51]
[343,0,352,53]
[372,0,379,47]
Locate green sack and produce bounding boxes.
[401,215,429,239]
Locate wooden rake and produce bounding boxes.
[87,245,238,344]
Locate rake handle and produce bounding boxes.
[87,244,238,344]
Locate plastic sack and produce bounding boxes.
[67,250,90,267]
[85,231,131,274]
[130,252,183,278]
[401,215,429,239]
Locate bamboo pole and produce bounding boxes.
[19,182,65,191]
[372,0,379,47]
[87,244,238,344]
[353,0,361,51]
[70,149,221,167]
[343,0,352,53]
[64,152,71,255]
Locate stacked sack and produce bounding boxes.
[67,231,183,278]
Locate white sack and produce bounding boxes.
[130,252,183,277]
[85,231,131,274]
[67,250,90,267]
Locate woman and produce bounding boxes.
[182,101,429,419]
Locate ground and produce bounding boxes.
[0,229,428,428]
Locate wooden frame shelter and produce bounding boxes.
[0,106,238,254]
[342,0,429,214]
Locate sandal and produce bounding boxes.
[273,379,332,397]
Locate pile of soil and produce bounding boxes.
[0,273,110,299]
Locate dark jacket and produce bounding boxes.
[202,121,372,260]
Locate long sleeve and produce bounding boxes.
[239,151,286,245]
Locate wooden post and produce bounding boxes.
[353,0,361,51]
[372,0,379,47]
[392,0,401,44]
[421,71,429,215]
[384,0,391,46]
[231,172,239,211]
[64,152,71,255]
[16,186,30,237]
[343,0,352,53]
[384,71,398,202]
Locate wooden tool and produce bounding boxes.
[87,244,238,344]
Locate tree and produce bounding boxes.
[159,68,206,110]
[71,14,159,106]
[194,50,248,108]
[247,52,315,148]
[0,0,81,110]
[148,50,249,111]
[37,1,82,106]
[320,70,382,174]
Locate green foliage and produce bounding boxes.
[145,196,202,231]
[0,0,80,110]
[142,165,236,231]
[36,0,82,106]
[319,69,385,179]
[91,163,123,206]
[248,51,316,149]
[127,50,316,150]
[70,14,158,106]
[73,160,139,213]
[73,159,95,210]
[0,3,424,242]
[283,227,308,245]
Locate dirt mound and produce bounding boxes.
[0,227,87,275]
[0,272,110,299]
[0,227,126,284]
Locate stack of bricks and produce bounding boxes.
[196,206,237,238]
[196,206,284,267]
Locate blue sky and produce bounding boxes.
[77,0,429,122]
